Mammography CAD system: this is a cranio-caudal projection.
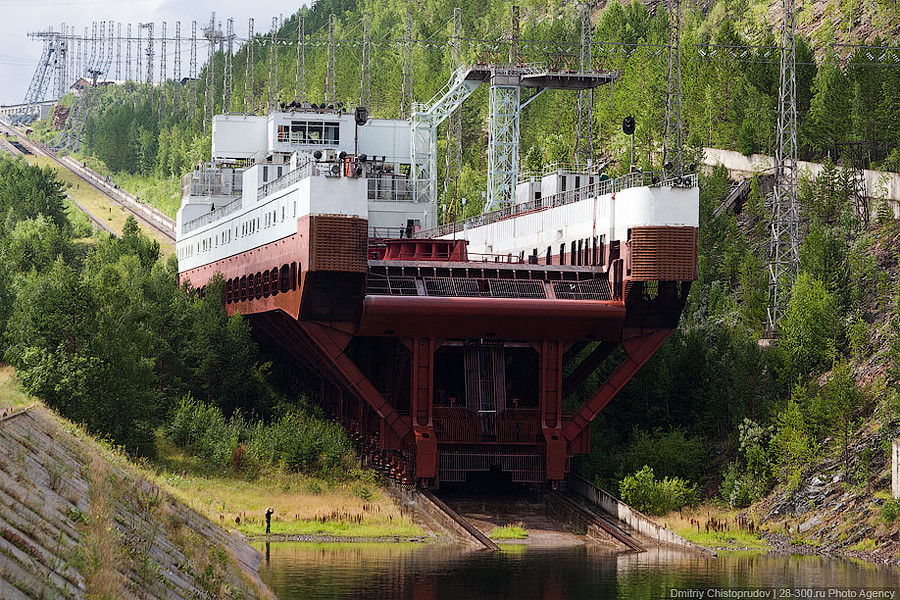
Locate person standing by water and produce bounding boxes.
[265,507,274,534]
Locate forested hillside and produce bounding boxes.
[21,0,900,552]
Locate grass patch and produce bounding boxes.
[658,505,768,550]
[0,365,32,409]
[154,433,423,540]
[111,172,181,219]
[22,155,173,255]
[489,523,528,540]
[848,538,877,552]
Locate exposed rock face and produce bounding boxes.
[50,105,69,131]
[0,406,274,600]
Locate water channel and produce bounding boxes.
[254,542,899,600]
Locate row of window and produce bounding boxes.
[275,121,340,146]
[518,236,606,266]
[225,262,299,304]
[178,202,297,261]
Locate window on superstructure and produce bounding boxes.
[277,125,289,143]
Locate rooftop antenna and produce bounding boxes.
[767,0,800,336]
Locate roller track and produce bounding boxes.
[0,121,176,243]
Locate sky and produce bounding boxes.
[0,0,309,105]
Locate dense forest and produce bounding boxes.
[13,0,900,530]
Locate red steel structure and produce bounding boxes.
[182,214,698,486]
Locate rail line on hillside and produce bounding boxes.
[0,121,176,243]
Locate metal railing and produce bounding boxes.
[258,159,318,198]
[181,165,244,198]
[418,171,698,239]
[182,197,243,234]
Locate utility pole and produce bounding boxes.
[296,15,305,102]
[360,12,371,108]
[574,4,594,167]
[767,0,800,336]
[664,0,683,173]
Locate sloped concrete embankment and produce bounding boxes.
[0,406,274,599]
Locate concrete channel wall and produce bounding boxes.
[567,474,713,555]
[0,406,274,599]
[893,439,900,499]
[702,147,900,208]
[57,155,176,238]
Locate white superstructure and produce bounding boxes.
[176,106,434,272]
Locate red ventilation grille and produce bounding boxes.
[629,226,698,281]
[309,216,368,273]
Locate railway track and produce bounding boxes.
[0,121,176,243]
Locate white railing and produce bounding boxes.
[182,197,243,234]
[417,172,698,239]
[258,159,318,198]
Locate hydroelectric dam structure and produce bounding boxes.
[175,57,700,488]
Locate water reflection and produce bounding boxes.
[254,542,899,600]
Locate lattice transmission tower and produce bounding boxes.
[574,4,594,166]
[767,0,800,336]
[296,15,305,102]
[443,8,463,214]
[664,0,683,173]
[401,10,414,118]
[360,12,371,108]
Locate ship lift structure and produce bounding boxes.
[410,63,616,211]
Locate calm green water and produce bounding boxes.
[254,542,899,600]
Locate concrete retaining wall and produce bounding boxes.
[702,147,900,206]
[567,474,713,554]
[893,439,900,499]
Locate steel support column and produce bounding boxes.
[486,74,521,211]
[410,337,438,479]
[540,340,566,481]
[299,322,412,442]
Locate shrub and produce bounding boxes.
[621,427,707,483]
[881,498,900,525]
[166,396,355,478]
[619,466,699,515]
